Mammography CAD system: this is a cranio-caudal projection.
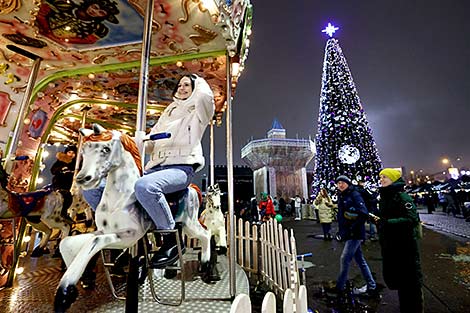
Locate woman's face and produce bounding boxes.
[379,174,393,187]
[86,4,107,18]
[175,76,193,100]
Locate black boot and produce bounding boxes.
[149,223,185,269]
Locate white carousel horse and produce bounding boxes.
[200,183,227,254]
[54,124,213,312]
[0,166,71,257]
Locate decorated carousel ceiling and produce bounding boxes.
[0,0,252,155]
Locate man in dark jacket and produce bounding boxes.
[335,175,377,297]
[50,145,77,224]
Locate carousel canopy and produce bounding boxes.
[0,0,252,151]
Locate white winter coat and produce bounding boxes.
[145,76,215,172]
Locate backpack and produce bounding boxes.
[357,186,378,214]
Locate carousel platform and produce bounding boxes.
[0,248,249,313]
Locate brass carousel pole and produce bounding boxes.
[127,0,154,311]
[210,119,215,186]
[3,45,42,172]
[4,45,42,287]
[225,54,236,297]
[135,0,155,155]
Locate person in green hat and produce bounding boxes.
[376,168,423,313]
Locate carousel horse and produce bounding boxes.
[0,165,71,257]
[200,183,227,254]
[54,124,214,312]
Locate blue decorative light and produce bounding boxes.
[322,23,339,37]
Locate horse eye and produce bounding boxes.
[102,147,111,153]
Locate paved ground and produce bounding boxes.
[280,207,470,313]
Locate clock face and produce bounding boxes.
[338,145,360,164]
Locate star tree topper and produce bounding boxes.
[322,23,339,37]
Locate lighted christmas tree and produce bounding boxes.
[312,24,382,195]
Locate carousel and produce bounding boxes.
[0,0,252,312]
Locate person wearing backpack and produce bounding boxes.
[376,168,423,313]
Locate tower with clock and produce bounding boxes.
[312,23,382,196]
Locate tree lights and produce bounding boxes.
[312,26,382,195]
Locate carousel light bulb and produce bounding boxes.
[23,235,31,243]
[100,104,107,109]
[37,177,44,184]
[88,73,95,79]
[176,61,183,67]
[24,118,30,125]
[16,267,24,275]
[231,62,240,76]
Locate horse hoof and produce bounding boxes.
[54,285,78,313]
[199,262,219,284]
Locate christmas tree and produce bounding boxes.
[312,24,382,196]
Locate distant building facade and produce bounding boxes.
[241,119,315,200]
[210,165,254,208]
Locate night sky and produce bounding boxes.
[208,0,470,176]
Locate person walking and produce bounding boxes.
[314,188,335,240]
[375,168,423,313]
[294,195,302,220]
[335,175,377,298]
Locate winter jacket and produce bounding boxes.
[259,197,275,218]
[314,195,335,224]
[378,178,423,290]
[336,185,369,240]
[145,76,215,172]
[50,152,75,190]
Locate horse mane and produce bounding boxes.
[82,131,143,175]
[190,183,202,205]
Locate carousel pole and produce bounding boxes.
[134,0,155,156]
[3,45,42,172]
[3,45,42,288]
[210,119,215,186]
[127,0,154,311]
[225,53,236,297]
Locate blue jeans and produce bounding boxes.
[81,179,106,211]
[134,165,194,230]
[337,239,376,291]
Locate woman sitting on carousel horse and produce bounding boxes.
[82,74,215,268]
[135,74,214,267]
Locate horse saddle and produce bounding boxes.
[8,188,54,217]
[165,188,189,217]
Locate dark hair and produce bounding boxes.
[172,74,197,97]
[64,145,77,154]
[80,0,120,23]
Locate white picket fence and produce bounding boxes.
[184,216,308,312]
[233,218,308,313]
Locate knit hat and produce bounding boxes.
[379,168,402,182]
[335,175,352,185]
[64,145,77,154]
